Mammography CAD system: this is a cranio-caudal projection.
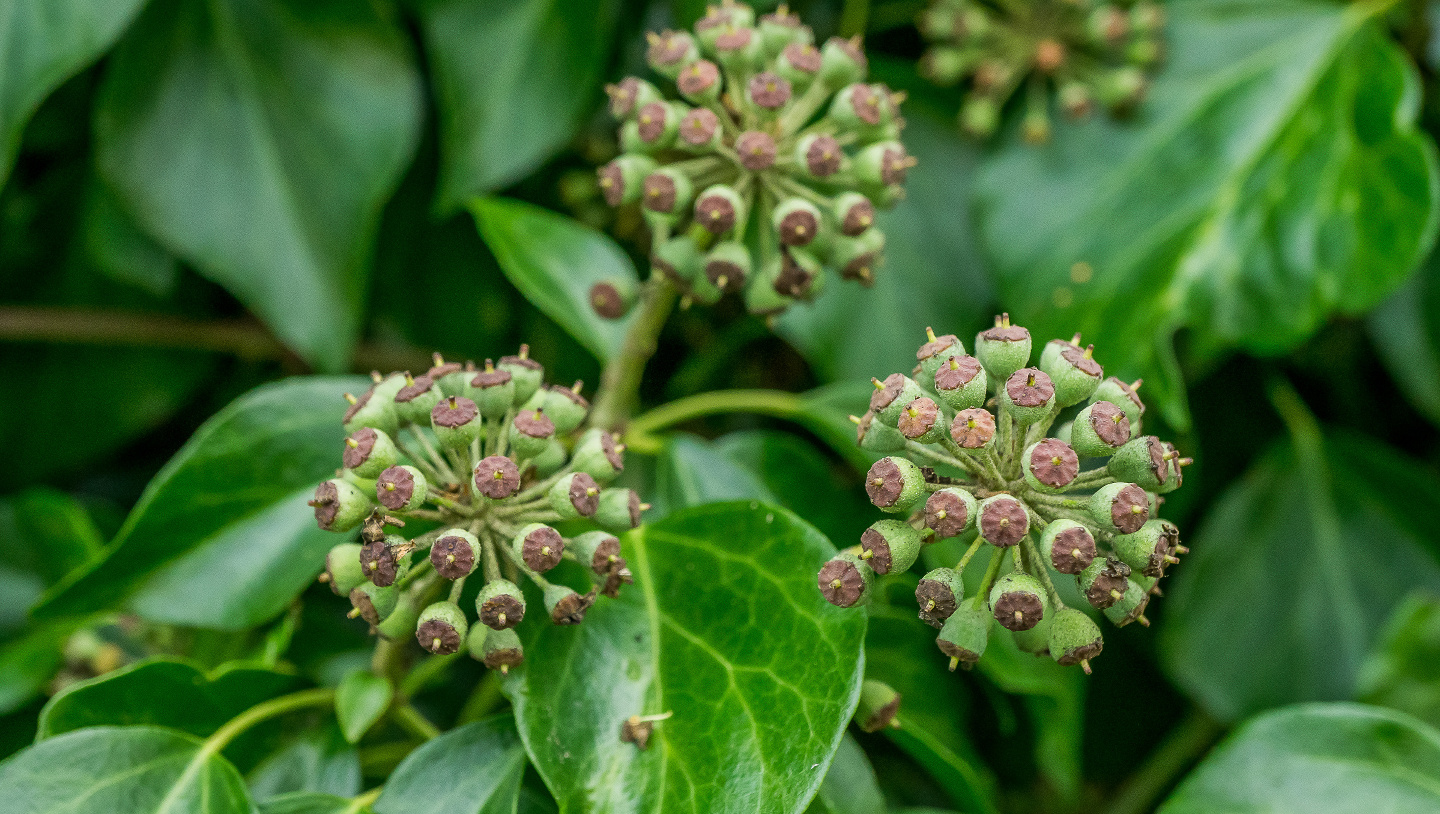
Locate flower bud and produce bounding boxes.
[831,227,885,285]
[854,410,906,453]
[343,428,398,479]
[589,278,639,320]
[474,455,521,500]
[641,167,694,217]
[933,355,988,411]
[376,465,428,513]
[1001,368,1056,425]
[571,429,625,482]
[745,258,795,315]
[376,594,421,641]
[360,534,406,587]
[1054,420,1073,445]
[746,71,792,112]
[465,623,488,661]
[596,488,644,533]
[549,472,601,520]
[989,572,1049,632]
[651,235,703,285]
[513,523,564,572]
[1103,579,1151,627]
[416,601,467,655]
[1023,438,1079,492]
[393,374,442,426]
[1090,376,1144,431]
[431,395,481,451]
[772,198,823,247]
[527,384,589,435]
[431,529,481,580]
[544,585,597,625]
[1097,67,1147,109]
[322,543,365,596]
[703,241,751,293]
[476,580,526,630]
[311,478,372,532]
[978,494,1028,547]
[1079,556,1131,609]
[795,133,845,180]
[924,487,978,540]
[820,36,868,87]
[597,154,658,206]
[855,141,911,191]
[1011,611,1054,655]
[675,59,722,104]
[714,24,762,73]
[343,388,398,438]
[936,596,990,669]
[349,582,397,625]
[974,315,1032,381]
[759,7,811,56]
[773,248,824,301]
[1048,607,1103,672]
[859,519,924,575]
[855,679,902,732]
[776,41,822,87]
[605,76,662,119]
[920,46,972,85]
[830,83,892,133]
[694,184,746,234]
[1070,401,1131,458]
[481,627,524,672]
[735,130,777,172]
[960,95,1000,138]
[870,373,925,425]
[916,566,965,628]
[897,396,947,444]
[533,440,567,480]
[571,530,632,597]
[1088,482,1149,534]
[1107,436,1179,493]
[834,192,875,236]
[498,347,544,405]
[647,29,698,78]
[917,329,965,384]
[1041,341,1103,407]
[865,456,926,514]
[1111,519,1181,578]
[818,551,873,607]
[950,407,996,449]
[425,357,469,397]
[1039,519,1096,575]
[677,107,722,151]
[510,408,556,460]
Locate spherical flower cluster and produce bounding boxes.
[818,316,1190,674]
[592,0,912,318]
[918,0,1165,141]
[309,349,641,673]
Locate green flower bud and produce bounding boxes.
[481,626,524,672]
[393,374,442,426]
[920,46,973,85]
[375,465,427,513]
[571,429,625,483]
[1132,2,1165,35]
[343,427,398,479]
[1070,401,1131,458]
[1010,611,1053,655]
[1054,420,1074,445]
[465,623,489,661]
[978,494,1028,547]
[322,543,365,595]
[589,278,639,320]
[416,601,467,655]
[777,41,822,87]
[463,361,515,419]
[795,133,846,180]
[1040,341,1103,407]
[703,240,751,293]
[1079,556,1131,609]
[974,315,1032,382]
[1001,368,1056,425]
[1111,519,1182,578]
[936,595,990,670]
[513,523,564,573]
[311,478,372,532]
[714,24,763,73]
[1103,579,1151,627]
[744,258,795,315]
[497,346,544,405]
[854,410,906,453]
[349,582,397,625]
[1059,81,1092,118]
[1088,5,1128,47]
[1023,438,1079,493]
[531,438,569,479]
[652,234,703,285]
[549,472,601,520]
[431,395,481,451]
[759,7,811,56]
[1097,67,1147,109]
[772,198,824,248]
[509,408,555,460]
[641,167,694,218]
[865,456,926,514]
[924,487,978,540]
[571,530,632,597]
[746,70,793,113]
[933,355,988,411]
[869,373,925,426]
[960,95,1000,138]
[830,83,894,135]
[859,519,924,575]
[675,58,722,104]
[687,262,725,306]
[989,572,1050,632]
[818,551,873,607]
[854,141,911,194]
[1088,482,1149,534]
[1048,607,1103,672]
[431,529,481,580]
[476,580,526,630]
[694,184,746,234]
[1090,376,1145,432]
[544,584,597,625]
[916,566,966,628]
[1039,519,1097,575]
[831,227,885,286]
[1108,436,1182,493]
[360,534,407,587]
[425,357,470,397]
[950,407,997,449]
[897,396,947,444]
[820,36,868,87]
[597,154,657,206]
[526,384,589,435]
[677,107,723,151]
[646,29,699,78]
[855,679,902,732]
[596,488,645,533]
[343,388,398,439]
[917,328,965,383]
[473,454,521,500]
[376,594,421,641]
[833,192,875,236]
[772,247,824,301]
[604,76,663,119]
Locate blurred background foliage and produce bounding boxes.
[3,0,1440,812]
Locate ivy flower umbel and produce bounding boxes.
[309,349,642,673]
[818,317,1190,674]
[919,0,1164,141]
[595,0,912,317]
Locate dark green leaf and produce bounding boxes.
[0,725,255,813]
[471,197,639,363]
[34,376,368,627]
[510,502,866,814]
[0,0,148,186]
[248,723,361,801]
[80,180,179,298]
[335,671,392,744]
[38,657,301,739]
[1161,433,1440,722]
[373,715,525,814]
[420,0,620,207]
[95,0,424,371]
[259,792,355,814]
[0,489,102,632]
[1370,250,1440,425]
[805,735,885,814]
[713,430,870,550]
[975,0,1439,428]
[1359,593,1440,730]
[647,435,776,519]
[1159,703,1440,813]
[0,620,80,717]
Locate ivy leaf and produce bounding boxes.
[974,0,1440,429]
[373,715,525,814]
[0,725,255,813]
[1159,703,1440,813]
[0,0,148,186]
[0,488,103,632]
[95,0,424,371]
[646,435,776,519]
[0,620,81,717]
[1161,432,1440,722]
[471,197,639,363]
[510,502,866,814]
[1370,249,1440,426]
[33,376,367,627]
[247,723,360,802]
[419,0,621,208]
[260,792,355,814]
[805,735,885,814]
[1358,594,1440,730]
[334,671,393,744]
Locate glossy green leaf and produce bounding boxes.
[259,792,354,814]
[510,502,866,814]
[805,735,884,814]
[420,0,620,207]
[648,435,776,519]
[34,376,367,627]
[1370,249,1440,426]
[374,715,525,814]
[1358,594,1440,730]
[0,0,148,186]
[38,657,301,739]
[95,0,424,371]
[1159,703,1440,813]
[335,671,392,744]
[0,725,255,813]
[247,723,361,801]
[471,197,638,363]
[975,0,1439,428]
[1161,432,1440,722]
[0,489,102,632]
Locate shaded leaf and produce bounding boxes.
[647,434,776,519]
[335,671,392,744]
[806,735,885,814]
[0,620,80,717]
[260,792,355,814]
[1370,249,1440,426]
[0,489,102,632]
[1358,593,1440,730]
[248,723,360,802]
[373,715,525,814]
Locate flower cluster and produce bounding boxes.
[918,0,1165,141]
[309,349,641,673]
[818,317,1189,673]
[593,0,911,317]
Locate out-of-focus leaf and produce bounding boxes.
[259,792,355,814]
[1370,250,1440,426]
[0,620,80,717]
[0,488,102,632]
[646,434,776,519]
[1159,703,1440,813]
[975,0,1439,428]
[95,0,424,371]
[247,723,361,801]
[80,180,179,298]
[805,735,885,814]
[373,715,525,814]
[420,0,620,207]
[33,376,367,627]
[334,670,392,744]
[713,430,870,550]
[1358,593,1440,730]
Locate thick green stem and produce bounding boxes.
[392,703,441,741]
[590,277,680,430]
[624,389,808,453]
[1101,707,1225,814]
[204,688,336,757]
[346,787,383,814]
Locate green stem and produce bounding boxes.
[955,537,985,574]
[1101,708,1225,814]
[392,703,442,741]
[204,688,335,757]
[624,389,807,453]
[590,277,680,431]
[346,787,383,814]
